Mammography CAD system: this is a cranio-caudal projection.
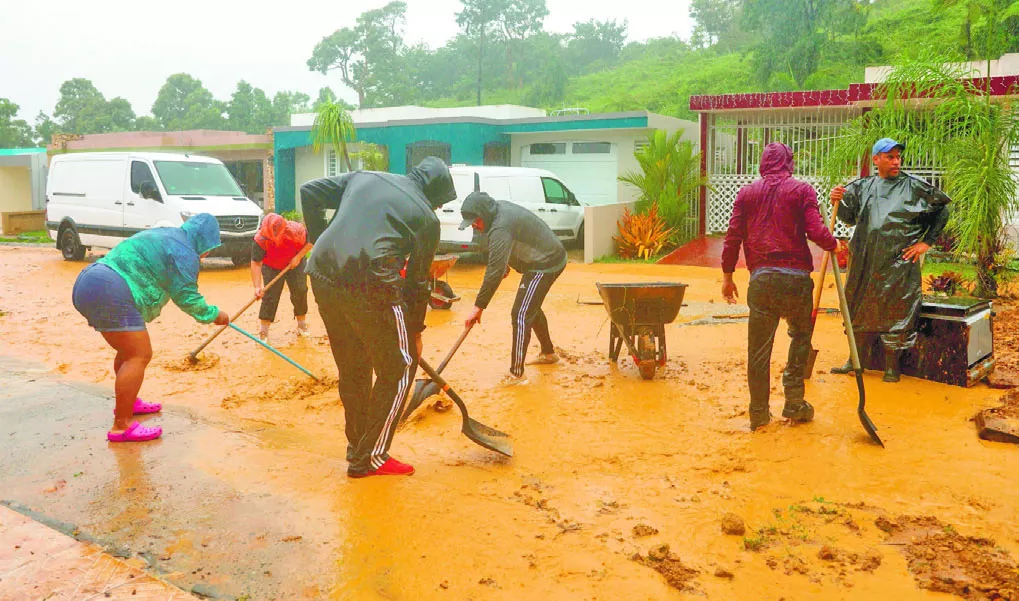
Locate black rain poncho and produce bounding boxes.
[837,173,951,347]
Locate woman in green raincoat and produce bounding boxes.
[71,213,230,442]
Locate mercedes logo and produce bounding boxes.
[234,217,244,231]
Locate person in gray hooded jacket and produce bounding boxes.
[299,157,456,478]
[460,191,568,387]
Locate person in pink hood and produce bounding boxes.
[721,142,838,431]
[251,213,314,342]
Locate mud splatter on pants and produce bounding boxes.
[746,272,814,416]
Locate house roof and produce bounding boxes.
[690,75,1019,113]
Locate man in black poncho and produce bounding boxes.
[830,138,951,382]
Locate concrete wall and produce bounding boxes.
[584,201,636,263]
[0,166,32,213]
[293,146,323,215]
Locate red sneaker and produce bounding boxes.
[348,458,415,478]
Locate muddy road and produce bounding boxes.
[1,245,1017,600]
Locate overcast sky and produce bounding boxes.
[2,0,693,124]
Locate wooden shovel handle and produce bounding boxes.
[811,201,841,323]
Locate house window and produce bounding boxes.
[634,140,649,153]
[484,142,510,166]
[529,143,566,155]
[406,141,451,173]
[325,147,362,177]
[572,142,611,154]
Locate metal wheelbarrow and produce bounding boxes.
[596,282,689,380]
[400,254,461,310]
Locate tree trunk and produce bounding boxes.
[477,28,485,106]
[975,247,999,298]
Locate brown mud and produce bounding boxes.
[2,246,1019,600]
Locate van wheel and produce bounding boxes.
[59,227,85,261]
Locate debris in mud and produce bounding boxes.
[164,353,220,372]
[720,513,746,536]
[877,515,1019,600]
[281,535,302,543]
[220,376,337,409]
[633,544,699,592]
[975,389,1019,444]
[431,396,453,412]
[632,523,659,537]
[714,566,734,579]
[985,370,1019,389]
[478,577,499,587]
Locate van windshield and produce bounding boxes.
[153,161,243,197]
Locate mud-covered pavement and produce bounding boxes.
[1,245,1018,600]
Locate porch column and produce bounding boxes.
[699,112,709,237]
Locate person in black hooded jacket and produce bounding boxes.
[460,191,568,387]
[299,156,456,478]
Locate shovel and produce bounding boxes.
[188,246,311,363]
[804,206,840,378]
[401,325,473,423]
[416,357,513,457]
[829,250,884,447]
[228,323,320,381]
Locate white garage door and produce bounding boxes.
[520,141,618,205]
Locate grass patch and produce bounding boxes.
[922,260,977,282]
[0,230,50,244]
[593,255,663,264]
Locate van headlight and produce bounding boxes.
[180,211,196,222]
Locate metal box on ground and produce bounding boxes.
[859,296,994,387]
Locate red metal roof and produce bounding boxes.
[690,76,1019,112]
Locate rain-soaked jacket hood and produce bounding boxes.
[181,213,221,255]
[759,142,794,182]
[407,157,457,209]
[837,173,952,344]
[460,191,499,230]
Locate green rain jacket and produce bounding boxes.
[98,213,222,323]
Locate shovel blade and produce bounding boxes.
[804,348,818,380]
[401,379,440,422]
[855,373,884,447]
[463,420,514,456]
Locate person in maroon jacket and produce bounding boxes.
[721,142,838,432]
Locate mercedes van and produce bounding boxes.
[438,166,585,252]
[46,152,262,265]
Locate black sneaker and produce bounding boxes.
[782,400,815,423]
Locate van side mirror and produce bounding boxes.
[140,181,162,203]
[568,191,579,206]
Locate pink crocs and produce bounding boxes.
[107,422,162,442]
[113,398,162,416]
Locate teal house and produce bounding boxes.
[271,105,695,213]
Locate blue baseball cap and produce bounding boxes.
[872,137,905,156]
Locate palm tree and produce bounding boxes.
[311,97,356,173]
[619,129,711,245]
[823,46,1019,297]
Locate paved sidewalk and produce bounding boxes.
[0,505,198,600]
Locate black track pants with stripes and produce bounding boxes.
[509,268,563,377]
[312,278,416,475]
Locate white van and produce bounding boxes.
[438,166,585,252]
[46,152,262,265]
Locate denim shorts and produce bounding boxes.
[71,263,146,332]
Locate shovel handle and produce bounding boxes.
[435,324,473,375]
[188,246,310,359]
[811,203,840,324]
[418,357,467,411]
[829,251,862,373]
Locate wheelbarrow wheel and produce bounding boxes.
[429,280,455,310]
[636,326,657,380]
